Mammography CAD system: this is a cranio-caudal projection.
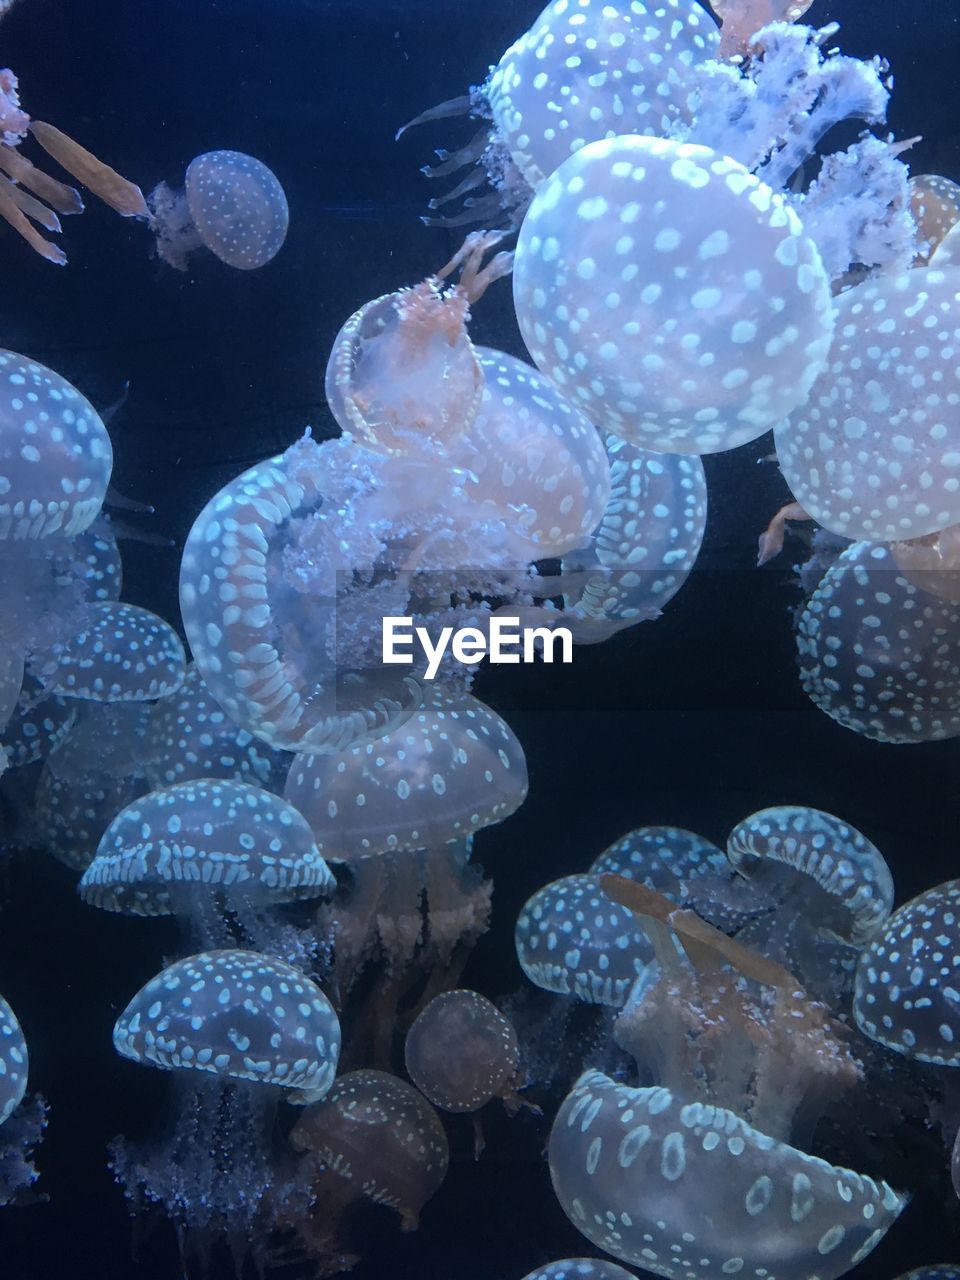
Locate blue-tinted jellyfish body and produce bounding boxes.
[515,873,655,1008]
[521,1263,636,1280]
[51,601,186,702]
[111,949,340,1238]
[512,136,834,455]
[590,825,727,891]
[0,992,27,1127]
[797,541,960,744]
[853,880,960,1066]
[0,349,112,540]
[80,779,333,960]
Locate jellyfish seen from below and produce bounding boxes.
[546,876,907,1280]
[0,991,45,1207]
[284,1069,449,1268]
[853,880,960,1067]
[79,779,333,962]
[512,136,834,455]
[797,541,960,744]
[149,150,288,270]
[111,949,340,1244]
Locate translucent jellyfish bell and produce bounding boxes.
[0,349,112,539]
[284,686,527,860]
[727,806,894,946]
[50,602,186,702]
[79,779,334,919]
[114,949,340,1094]
[487,0,719,190]
[289,1069,449,1230]
[776,267,960,542]
[450,347,611,558]
[149,150,288,271]
[521,1264,637,1280]
[797,541,960,744]
[404,989,519,1113]
[513,135,834,455]
[854,880,960,1066]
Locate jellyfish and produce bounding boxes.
[910,175,960,265]
[512,135,834,455]
[0,67,147,264]
[50,601,186,702]
[521,1263,638,1280]
[0,349,113,542]
[399,0,719,226]
[79,779,333,961]
[797,540,960,744]
[712,0,814,59]
[546,875,908,1279]
[148,150,288,271]
[891,524,960,606]
[282,1069,448,1268]
[0,991,45,1207]
[111,949,340,1245]
[142,664,288,791]
[853,880,960,1067]
[775,267,960,544]
[286,685,527,1065]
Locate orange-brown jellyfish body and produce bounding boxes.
[892,523,960,604]
[713,0,814,60]
[404,989,520,1115]
[910,174,960,265]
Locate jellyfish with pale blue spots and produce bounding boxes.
[521,1263,637,1280]
[0,991,45,1207]
[546,874,907,1280]
[110,949,340,1248]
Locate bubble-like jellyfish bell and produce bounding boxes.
[149,150,288,271]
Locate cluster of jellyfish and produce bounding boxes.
[4,0,960,1276]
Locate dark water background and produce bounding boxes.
[0,0,959,1276]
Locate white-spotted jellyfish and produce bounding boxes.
[0,992,27,1127]
[285,1068,448,1265]
[853,880,960,1066]
[776,268,960,543]
[148,150,288,271]
[110,948,340,1238]
[50,601,186,702]
[521,1263,637,1280]
[79,779,333,960]
[405,989,520,1117]
[512,135,834,454]
[0,991,45,1208]
[797,541,960,744]
[0,349,112,540]
[546,875,907,1278]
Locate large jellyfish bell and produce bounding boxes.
[149,150,288,271]
[512,135,834,454]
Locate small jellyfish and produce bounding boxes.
[0,350,113,540]
[148,150,288,270]
[776,267,960,543]
[910,175,960,264]
[286,1068,448,1265]
[325,231,511,458]
[111,949,340,1239]
[513,136,834,454]
[79,779,333,958]
[853,879,960,1066]
[50,601,186,702]
[797,540,960,744]
[405,989,520,1116]
[0,992,27,1127]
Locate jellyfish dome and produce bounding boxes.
[114,948,340,1094]
[548,1070,906,1280]
[797,540,960,744]
[149,150,288,270]
[487,0,719,191]
[50,602,186,702]
[521,1263,637,1280]
[776,267,960,543]
[0,349,112,540]
[853,880,960,1066]
[0,990,44,1209]
[404,989,519,1113]
[513,135,834,455]
[0,992,27,1127]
